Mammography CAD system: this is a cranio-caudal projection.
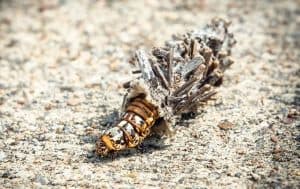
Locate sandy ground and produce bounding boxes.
[0,0,299,188]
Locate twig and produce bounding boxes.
[152,62,169,89]
[173,77,198,97]
[135,49,155,82]
[168,47,174,88]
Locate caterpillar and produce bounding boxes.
[96,18,236,156]
[96,96,159,156]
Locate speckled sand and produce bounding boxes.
[0,0,299,188]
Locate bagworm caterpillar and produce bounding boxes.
[96,18,236,156]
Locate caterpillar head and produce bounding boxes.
[95,128,126,156]
[95,136,111,156]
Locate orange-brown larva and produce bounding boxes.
[96,97,159,156]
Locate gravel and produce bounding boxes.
[0,0,299,188]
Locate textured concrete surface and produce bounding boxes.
[0,0,299,188]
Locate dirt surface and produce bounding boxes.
[0,0,299,188]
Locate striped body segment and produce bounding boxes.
[96,97,159,156]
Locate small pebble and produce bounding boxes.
[236,148,246,155]
[251,173,260,181]
[44,103,53,110]
[35,175,48,185]
[67,98,80,106]
[287,108,299,118]
[273,145,282,154]
[177,177,184,184]
[270,135,278,143]
[2,172,9,178]
[0,151,6,162]
[218,120,234,130]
